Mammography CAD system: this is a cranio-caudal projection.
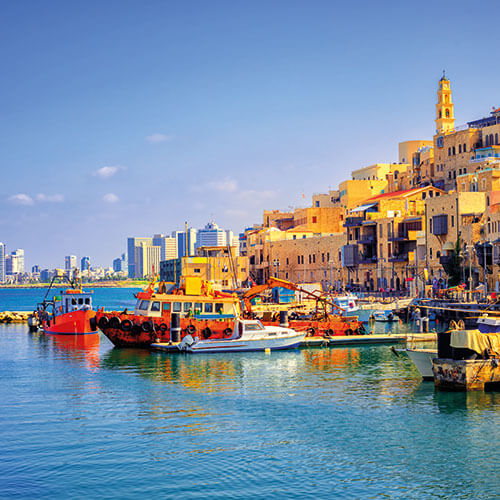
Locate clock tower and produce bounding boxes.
[435,72,455,134]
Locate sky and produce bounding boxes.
[1,0,500,269]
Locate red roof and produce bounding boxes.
[363,186,443,203]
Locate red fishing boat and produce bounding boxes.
[37,276,98,335]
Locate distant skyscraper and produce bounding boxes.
[32,265,40,273]
[0,242,5,283]
[172,228,197,258]
[65,255,77,270]
[81,256,90,271]
[135,242,161,278]
[127,237,153,277]
[196,221,227,249]
[6,249,24,275]
[153,234,178,261]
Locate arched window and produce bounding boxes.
[445,109,450,118]
[463,143,467,152]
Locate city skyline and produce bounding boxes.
[2,1,500,269]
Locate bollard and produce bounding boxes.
[171,312,181,343]
[279,310,289,327]
[422,317,429,333]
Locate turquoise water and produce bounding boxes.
[0,289,499,499]
[0,287,141,312]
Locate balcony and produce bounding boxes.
[388,254,409,263]
[388,232,408,242]
[344,216,365,228]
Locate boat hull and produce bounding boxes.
[43,310,98,335]
[406,348,436,380]
[179,333,306,353]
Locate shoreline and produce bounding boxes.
[0,282,147,289]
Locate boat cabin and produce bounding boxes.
[53,290,93,316]
[134,295,240,320]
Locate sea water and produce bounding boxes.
[0,289,498,499]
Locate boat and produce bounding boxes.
[372,310,398,322]
[242,277,365,337]
[173,319,305,353]
[96,276,242,348]
[37,275,97,335]
[405,348,436,380]
[96,275,365,348]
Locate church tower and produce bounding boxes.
[435,73,455,134]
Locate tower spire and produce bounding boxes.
[435,74,455,134]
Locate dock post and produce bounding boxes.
[422,317,429,333]
[279,310,289,327]
[171,313,181,343]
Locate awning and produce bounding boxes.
[350,203,377,213]
[442,242,455,251]
[404,216,422,222]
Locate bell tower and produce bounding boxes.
[435,72,455,134]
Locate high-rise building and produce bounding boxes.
[127,237,153,277]
[0,242,5,283]
[81,256,90,271]
[65,255,77,270]
[6,249,24,275]
[153,234,178,261]
[172,228,197,258]
[32,265,40,273]
[135,242,161,279]
[196,221,229,249]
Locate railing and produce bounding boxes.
[388,254,409,263]
[358,235,376,244]
[344,216,365,227]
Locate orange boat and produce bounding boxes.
[38,281,98,336]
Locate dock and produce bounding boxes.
[304,334,406,347]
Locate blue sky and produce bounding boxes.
[1,0,499,269]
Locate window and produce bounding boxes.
[293,235,296,240]
[322,253,325,263]
[163,302,171,312]
[313,254,316,263]
[139,300,150,311]
[308,255,311,264]
[379,225,383,237]
[459,144,462,154]
[463,143,467,152]
[204,303,213,313]
[315,201,320,207]
[286,258,289,265]
[452,146,456,155]
[173,302,182,313]
[193,268,201,273]
[451,215,454,227]
[312,216,317,223]
[297,255,301,264]
[448,147,451,156]
[194,303,203,313]
[445,109,450,118]
[215,303,223,313]
[183,302,192,312]
[430,248,433,259]
[151,301,161,312]
[78,298,83,305]
[437,251,441,259]
[85,298,90,305]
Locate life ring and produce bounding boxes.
[121,319,132,332]
[290,312,298,320]
[186,325,196,335]
[109,316,121,329]
[159,323,168,333]
[202,327,212,339]
[142,321,153,333]
[98,316,109,329]
[223,328,233,337]
[345,328,353,336]
[325,329,334,337]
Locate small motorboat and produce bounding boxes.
[372,310,398,322]
[175,319,306,353]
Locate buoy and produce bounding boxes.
[265,348,271,354]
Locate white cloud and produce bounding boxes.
[103,193,119,203]
[93,166,123,178]
[145,133,173,144]
[36,193,64,203]
[241,189,277,200]
[8,193,34,205]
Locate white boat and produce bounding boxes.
[406,348,436,380]
[177,319,306,353]
[372,310,398,322]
